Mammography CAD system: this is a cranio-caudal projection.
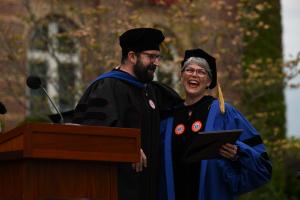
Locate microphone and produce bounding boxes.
[26,75,64,123]
[0,101,7,133]
[0,102,7,115]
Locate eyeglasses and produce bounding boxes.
[183,67,208,77]
[140,52,161,61]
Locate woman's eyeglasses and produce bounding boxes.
[183,67,208,77]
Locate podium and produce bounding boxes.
[0,123,140,200]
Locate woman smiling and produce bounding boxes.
[160,49,272,200]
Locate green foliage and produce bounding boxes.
[239,0,285,139]
[20,115,51,124]
[240,58,285,139]
[237,0,300,199]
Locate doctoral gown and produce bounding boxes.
[73,69,181,200]
[160,99,272,200]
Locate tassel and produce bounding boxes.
[217,82,225,114]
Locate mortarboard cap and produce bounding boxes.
[181,48,217,89]
[119,28,165,54]
[181,48,225,113]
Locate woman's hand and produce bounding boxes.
[132,148,147,172]
[219,143,239,161]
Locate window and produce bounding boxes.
[155,27,180,90]
[27,15,81,117]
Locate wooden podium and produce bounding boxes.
[0,123,140,200]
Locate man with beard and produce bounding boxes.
[72,28,181,200]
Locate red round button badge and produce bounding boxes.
[174,124,185,135]
[191,121,202,132]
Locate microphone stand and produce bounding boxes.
[41,87,64,124]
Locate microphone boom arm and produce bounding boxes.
[41,87,64,123]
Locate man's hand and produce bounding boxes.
[132,148,147,172]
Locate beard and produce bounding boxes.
[133,58,157,83]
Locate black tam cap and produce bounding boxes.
[181,48,217,89]
[119,28,165,54]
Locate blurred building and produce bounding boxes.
[0,0,271,132]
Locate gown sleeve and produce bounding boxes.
[151,81,183,119]
[72,78,120,126]
[215,104,272,195]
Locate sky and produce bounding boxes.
[281,0,300,137]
